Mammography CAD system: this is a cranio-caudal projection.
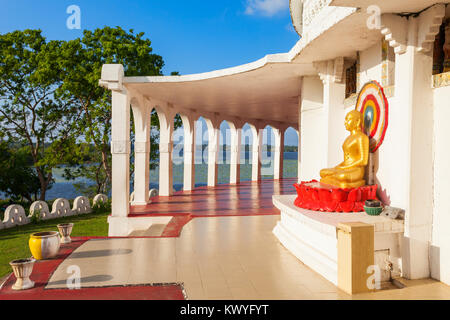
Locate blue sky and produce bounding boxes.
[1,0,299,146]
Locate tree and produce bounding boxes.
[0,30,82,200]
[60,27,182,193]
[0,140,41,202]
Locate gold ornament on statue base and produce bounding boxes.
[320,110,369,189]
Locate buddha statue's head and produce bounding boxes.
[345,110,363,132]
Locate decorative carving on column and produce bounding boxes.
[99,65,131,156]
[134,141,149,153]
[160,142,173,153]
[444,21,450,73]
[313,57,345,84]
[381,5,446,55]
[99,64,124,91]
[416,4,446,53]
[111,141,131,154]
[380,14,408,55]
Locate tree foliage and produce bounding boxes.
[0,27,183,199]
[0,30,82,200]
[60,26,167,193]
[0,140,41,202]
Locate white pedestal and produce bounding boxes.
[272,195,404,285]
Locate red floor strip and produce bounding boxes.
[161,215,193,238]
[0,237,184,300]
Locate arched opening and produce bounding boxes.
[284,127,299,179]
[129,106,136,198]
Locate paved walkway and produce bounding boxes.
[46,215,450,300]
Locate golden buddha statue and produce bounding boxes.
[320,110,369,189]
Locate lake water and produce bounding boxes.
[37,152,298,200]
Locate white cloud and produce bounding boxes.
[244,0,289,17]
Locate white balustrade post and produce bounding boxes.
[274,128,285,180]
[111,90,131,217]
[99,64,131,236]
[207,124,220,187]
[183,116,196,191]
[132,101,150,205]
[251,127,262,181]
[230,126,242,184]
[159,111,174,197]
[159,141,173,196]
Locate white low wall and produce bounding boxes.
[0,194,109,230]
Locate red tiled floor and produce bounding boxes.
[130,178,297,218]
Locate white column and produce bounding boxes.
[299,76,324,182]
[131,103,150,205]
[207,124,220,187]
[183,116,196,191]
[230,126,241,184]
[273,128,285,180]
[251,127,262,181]
[313,59,346,167]
[111,90,130,217]
[395,17,435,280]
[323,79,346,167]
[297,97,302,183]
[159,112,174,197]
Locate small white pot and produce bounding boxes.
[57,223,74,244]
[9,258,35,290]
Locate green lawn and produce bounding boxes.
[0,211,110,279]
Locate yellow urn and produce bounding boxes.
[29,231,61,260]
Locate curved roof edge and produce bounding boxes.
[124,52,295,84]
[289,0,303,37]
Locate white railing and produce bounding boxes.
[0,194,109,230]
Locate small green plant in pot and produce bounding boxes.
[364,200,383,216]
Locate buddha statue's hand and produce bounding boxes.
[320,168,337,178]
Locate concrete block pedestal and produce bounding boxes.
[272,195,404,293]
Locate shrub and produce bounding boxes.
[91,199,111,215]
[29,209,41,224]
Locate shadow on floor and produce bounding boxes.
[69,249,132,259]
[47,274,114,287]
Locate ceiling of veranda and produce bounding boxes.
[122,7,385,127]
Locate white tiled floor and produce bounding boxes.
[46,215,450,300]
